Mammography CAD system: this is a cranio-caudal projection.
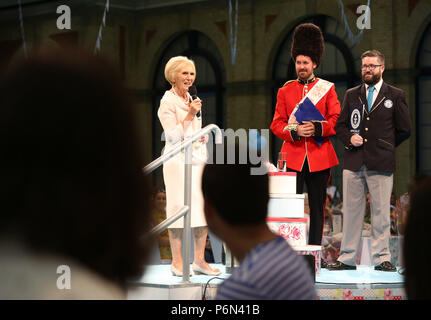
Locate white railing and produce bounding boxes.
[144,124,222,282]
[149,205,189,236]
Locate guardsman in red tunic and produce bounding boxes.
[270,24,341,261]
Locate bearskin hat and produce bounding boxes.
[291,23,325,67]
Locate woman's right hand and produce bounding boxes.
[182,98,202,128]
[189,98,202,116]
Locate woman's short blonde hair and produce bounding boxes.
[164,56,196,86]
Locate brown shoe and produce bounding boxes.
[327,261,356,271]
[374,261,396,272]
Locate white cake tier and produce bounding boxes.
[292,245,322,251]
[268,172,296,195]
[267,193,304,218]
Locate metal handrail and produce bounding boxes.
[150,206,189,236]
[143,124,223,175]
[144,124,222,283]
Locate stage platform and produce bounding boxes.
[127,264,227,300]
[316,265,405,300]
[127,263,406,300]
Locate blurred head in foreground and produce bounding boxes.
[0,49,150,299]
[201,143,317,300]
[202,143,269,231]
[404,175,431,300]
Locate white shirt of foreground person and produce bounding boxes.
[158,90,208,229]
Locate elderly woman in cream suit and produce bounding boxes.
[158,56,220,277]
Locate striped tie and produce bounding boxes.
[367,86,375,112]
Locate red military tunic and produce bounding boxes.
[270,78,341,172]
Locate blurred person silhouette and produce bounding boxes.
[151,188,172,264]
[0,48,151,299]
[396,174,429,236]
[202,143,317,300]
[403,175,431,299]
[158,56,220,276]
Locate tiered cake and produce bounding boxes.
[266,172,307,247]
[266,171,322,276]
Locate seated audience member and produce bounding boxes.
[389,192,398,235]
[204,236,215,264]
[303,193,310,238]
[322,235,341,264]
[396,194,409,236]
[151,188,172,263]
[326,183,337,203]
[364,192,371,225]
[404,176,431,300]
[0,49,151,299]
[201,143,317,300]
[390,204,399,236]
[323,197,333,236]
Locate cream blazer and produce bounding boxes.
[157,90,207,228]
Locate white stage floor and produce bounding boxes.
[135,264,228,286]
[316,265,404,284]
[127,263,406,300]
[127,264,227,300]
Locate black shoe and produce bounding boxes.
[327,261,357,271]
[374,261,396,272]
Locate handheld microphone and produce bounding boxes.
[189,85,200,118]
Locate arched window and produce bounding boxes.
[272,15,360,193]
[152,31,226,183]
[417,22,431,175]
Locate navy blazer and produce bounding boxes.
[335,82,411,173]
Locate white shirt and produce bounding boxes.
[365,78,383,107]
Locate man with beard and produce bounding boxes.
[328,50,411,272]
[270,23,340,264]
